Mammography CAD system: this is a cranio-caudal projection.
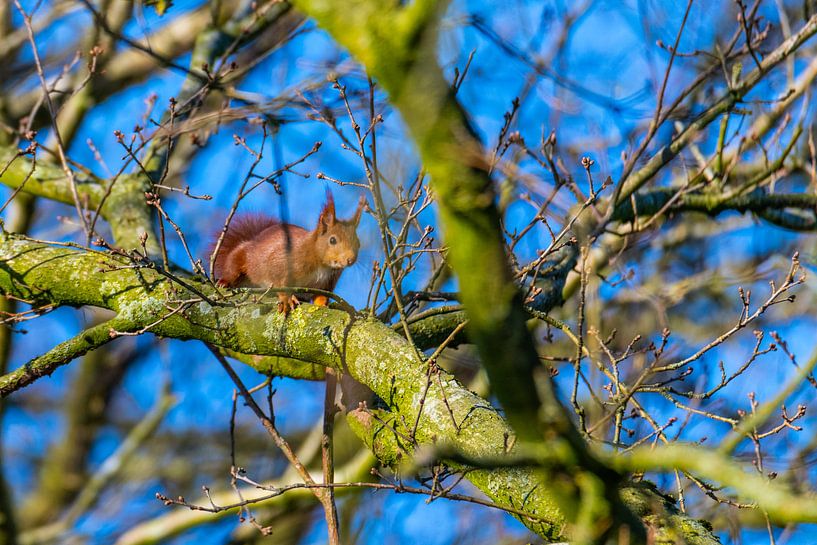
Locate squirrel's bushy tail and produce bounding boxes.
[210,214,280,284]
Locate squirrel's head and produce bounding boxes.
[314,192,364,269]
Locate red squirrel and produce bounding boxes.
[212,192,364,313]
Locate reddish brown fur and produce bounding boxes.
[211,194,364,312]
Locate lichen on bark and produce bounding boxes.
[0,233,724,543]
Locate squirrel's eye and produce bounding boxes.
[329,236,337,245]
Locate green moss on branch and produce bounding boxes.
[0,230,724,543]
[0,316,139,397]
[0,147,104,209]
[612,187,817,231]
[0,234,566,537]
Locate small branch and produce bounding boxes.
[0,316,140,397]
[206,343,341,542]
[321,368,340,545]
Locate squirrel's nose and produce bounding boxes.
[346,257,354,265]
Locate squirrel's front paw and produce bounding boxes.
[277,294,301,315]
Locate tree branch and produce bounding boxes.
[614,13,817,204]
[612,188,817,230]
[0,234,720,542]
[0,315,144,397]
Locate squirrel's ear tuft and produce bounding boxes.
[318,190,336,231]
[352,195,366,226]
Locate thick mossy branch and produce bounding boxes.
[347,407,565,540]
[619,484,720,545]
[0,234,566,537]
[613,443,817,527]
[0,147,156,251]
[0,147,104,209]
[401,307,468,348]
[102,174,160,251]
[395,242,577,350]
[0,235,723,543]
[222,348,326,381]
[612,188,817,231]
